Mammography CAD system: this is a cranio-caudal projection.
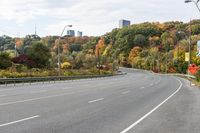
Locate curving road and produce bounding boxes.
[0,68,200,133]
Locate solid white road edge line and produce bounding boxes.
[0,115,40,127]
[120,78,183,133]
[88,98,104,103]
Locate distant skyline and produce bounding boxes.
[0,0,199,37]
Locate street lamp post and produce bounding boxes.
[57,25,72,76]
[177,28,192,66]
[185,0,200,13]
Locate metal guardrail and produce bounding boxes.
[155,73,196,79]
[166,73,196,79]
[122,67,196,79]
[0,73,125,86]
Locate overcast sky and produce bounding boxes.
[0,0,199,37]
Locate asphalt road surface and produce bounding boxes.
[0,68,200,133]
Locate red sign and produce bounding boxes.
[188,64,199,75]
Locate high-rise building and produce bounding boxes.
[67,30,75,37]
[77,31,83,37]
[119,19,131,28]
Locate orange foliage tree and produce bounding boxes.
[95,37,105,56]
[15,38,23,48]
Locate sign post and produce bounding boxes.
[185,52,190,62]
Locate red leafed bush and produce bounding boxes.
[12,54,36,68]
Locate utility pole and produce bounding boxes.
[189,19,192,67]
[97,48,101,75]
[57,38,61,76]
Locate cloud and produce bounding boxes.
[0,0,49,22]
[0,0,199,36]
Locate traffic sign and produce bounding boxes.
[188,64,199,75]
[185,53,190,62]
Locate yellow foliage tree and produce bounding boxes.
[173,44,186,61]
[128,47,142,66]
[103,44,112,56]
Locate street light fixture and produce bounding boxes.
[185,0,200,13]
[57,25,72,76]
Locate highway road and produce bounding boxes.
[0,68,200,133]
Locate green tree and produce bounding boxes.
[133,34,147,47]
[27,42,51,68]
[0,35,15,52]
[69,44,82,53]
[161,32,174,52]
[18,35,41,54]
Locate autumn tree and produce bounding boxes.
[149,36,160,46]
[128,47,142,67]
[95,37,105,56]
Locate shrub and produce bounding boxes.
[12,54,35,68]
[0,52,12,69]
[61,62,72,69]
